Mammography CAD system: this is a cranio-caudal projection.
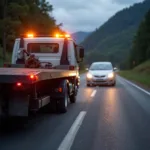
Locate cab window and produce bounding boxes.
[27,43,59,53]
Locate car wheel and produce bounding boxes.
[112,81,116,86]
[87,83,90,87]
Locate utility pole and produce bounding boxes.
[2,0,7,62]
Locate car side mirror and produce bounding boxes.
[113,67,117,72]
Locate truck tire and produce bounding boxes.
[70,93,76,103]
[49,100,57,113]
[70,79,77,103]
[57,80,69,113]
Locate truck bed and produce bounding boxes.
[0,68,77,83]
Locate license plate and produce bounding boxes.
[96,79,104,81]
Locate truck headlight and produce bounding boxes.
[87,73,93,79]
[108,73,114,78]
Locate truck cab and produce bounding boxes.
[11,34,84,71]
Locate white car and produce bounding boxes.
[86,62,116,86]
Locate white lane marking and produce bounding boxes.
[91,90,97,97]
[58,111,87,150]
[119,76,150,96]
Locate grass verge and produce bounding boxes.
[119,71,150,88]
[119,60,150,88]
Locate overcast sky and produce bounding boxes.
[48,0,144,33]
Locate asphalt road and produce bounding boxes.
[0,74,150,150]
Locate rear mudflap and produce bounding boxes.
[8,93,30,116]
[0,86,30,117]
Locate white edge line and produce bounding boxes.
[58,111,87,150]
[119,76,150,96]
[91,90,97,97]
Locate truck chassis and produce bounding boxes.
[0,68,79,116]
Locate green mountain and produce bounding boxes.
[82,0,150,66]
[71,31,91,44]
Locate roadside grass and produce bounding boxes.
[119,60,150,88]
[134,60,150,74]
[119,71,150,87]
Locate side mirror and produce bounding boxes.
[113,67,117,72]
[79,47,84,58]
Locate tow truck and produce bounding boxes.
[0,33,84,116]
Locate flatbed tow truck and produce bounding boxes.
[0,33,84,117]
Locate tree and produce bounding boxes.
[1,0,8,61]
[0,0,61,63]
[40,0,53,14]
[129,9,150,68]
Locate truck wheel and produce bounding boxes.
[57,81,69,113]
[49,100,57,113]
[70,93,76,103]
[70,80,77,103]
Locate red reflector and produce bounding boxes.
[55,87,63,93]
[29,74,38,81]
[16,82,22,87]
[69,66,75,70]
[30,75,35,79]
[58,87,62,92]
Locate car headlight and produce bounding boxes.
[108,72,114,78]
[87,73,93,79]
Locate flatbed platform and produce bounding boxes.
[0,68,77,83]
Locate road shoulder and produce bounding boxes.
[118,75,150,95]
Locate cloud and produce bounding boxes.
[113,0,143,5]
[48,0,143,32]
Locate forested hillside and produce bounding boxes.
[0,0,61,62]
[71,31,91,44]
[82,0,150,66]
[129,9,150,69]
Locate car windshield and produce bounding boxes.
[90,63,113,70]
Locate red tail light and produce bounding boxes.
[30,75,35,79]
[16,82,22,87]
[55,87,63,93]
[29,74,38,81]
